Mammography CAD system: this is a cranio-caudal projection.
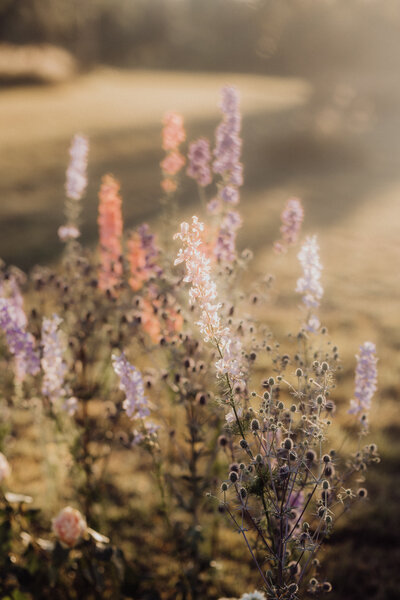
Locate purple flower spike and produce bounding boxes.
[213,86,243,187]
[0,298,40,381]
[349,342,377,418]
[112,352,149,419]
[187,138,212,187]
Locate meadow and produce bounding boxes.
[0,66,399,599]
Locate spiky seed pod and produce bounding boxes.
[322,582,332,592]
[288,561,300,576]
[229,471,238,483]
[357,487,368,498]
[306,450,317,463]
[218,435,228,447]
[251,418,260,431]
[324,463,335,477]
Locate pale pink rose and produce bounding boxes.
[52,506,87,547]
[0,452,11,483]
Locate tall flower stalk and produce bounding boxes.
[98,174,123,292]
[59,134,89,242]
[296,235,323,332]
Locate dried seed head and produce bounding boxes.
[322,582,332,592]
[251,419,260,431]
[324,463,335,478]
[218,435,228,447]
[296,368,303,377]
[221,482,228,492]
[357,487,368,498]
[239,487,247,499]
[288,561,300,576]
[239,439,248,449]
[306,450,317,463]
[322,454,331,463]
[229,471,238,483]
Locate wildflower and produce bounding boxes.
[0,298,40,381]
[214,210,242,263]
[220,185,239,205]
[161,178,177,194]
[207,197,222,215]
[57,225,80,241]
[63,396,78,416]
[98,174,123,291]
[212,86,243,262]
[65,134,89,201]
[213,86,243,185]
[0,452,11,483]
[161,111,186,193]
[162,111,186,151]
[174,216,243,380]
[52,506,87,548]
[348,342,377,418]
[296,235,323,331]
[60,134,89,241]
[127,224,161,292]
[0,273,27,328]
[41,315,68,404]
[112,352,149,419]
[273,197,304,253]
[187,138,212,187]
[161,151,185,176]
[225,406,243,423]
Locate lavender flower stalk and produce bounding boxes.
[0,298,40,381]
[296,235,323,332]
[349,341,377,421]
[213,86,243,186]
[41,315,68,404]
[187,138,212,187]
[274,197,304,253]
[211,86,244,262]
[59,133,89,242]
[112,352,149,419]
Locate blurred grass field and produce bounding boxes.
[1,67,400,598]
